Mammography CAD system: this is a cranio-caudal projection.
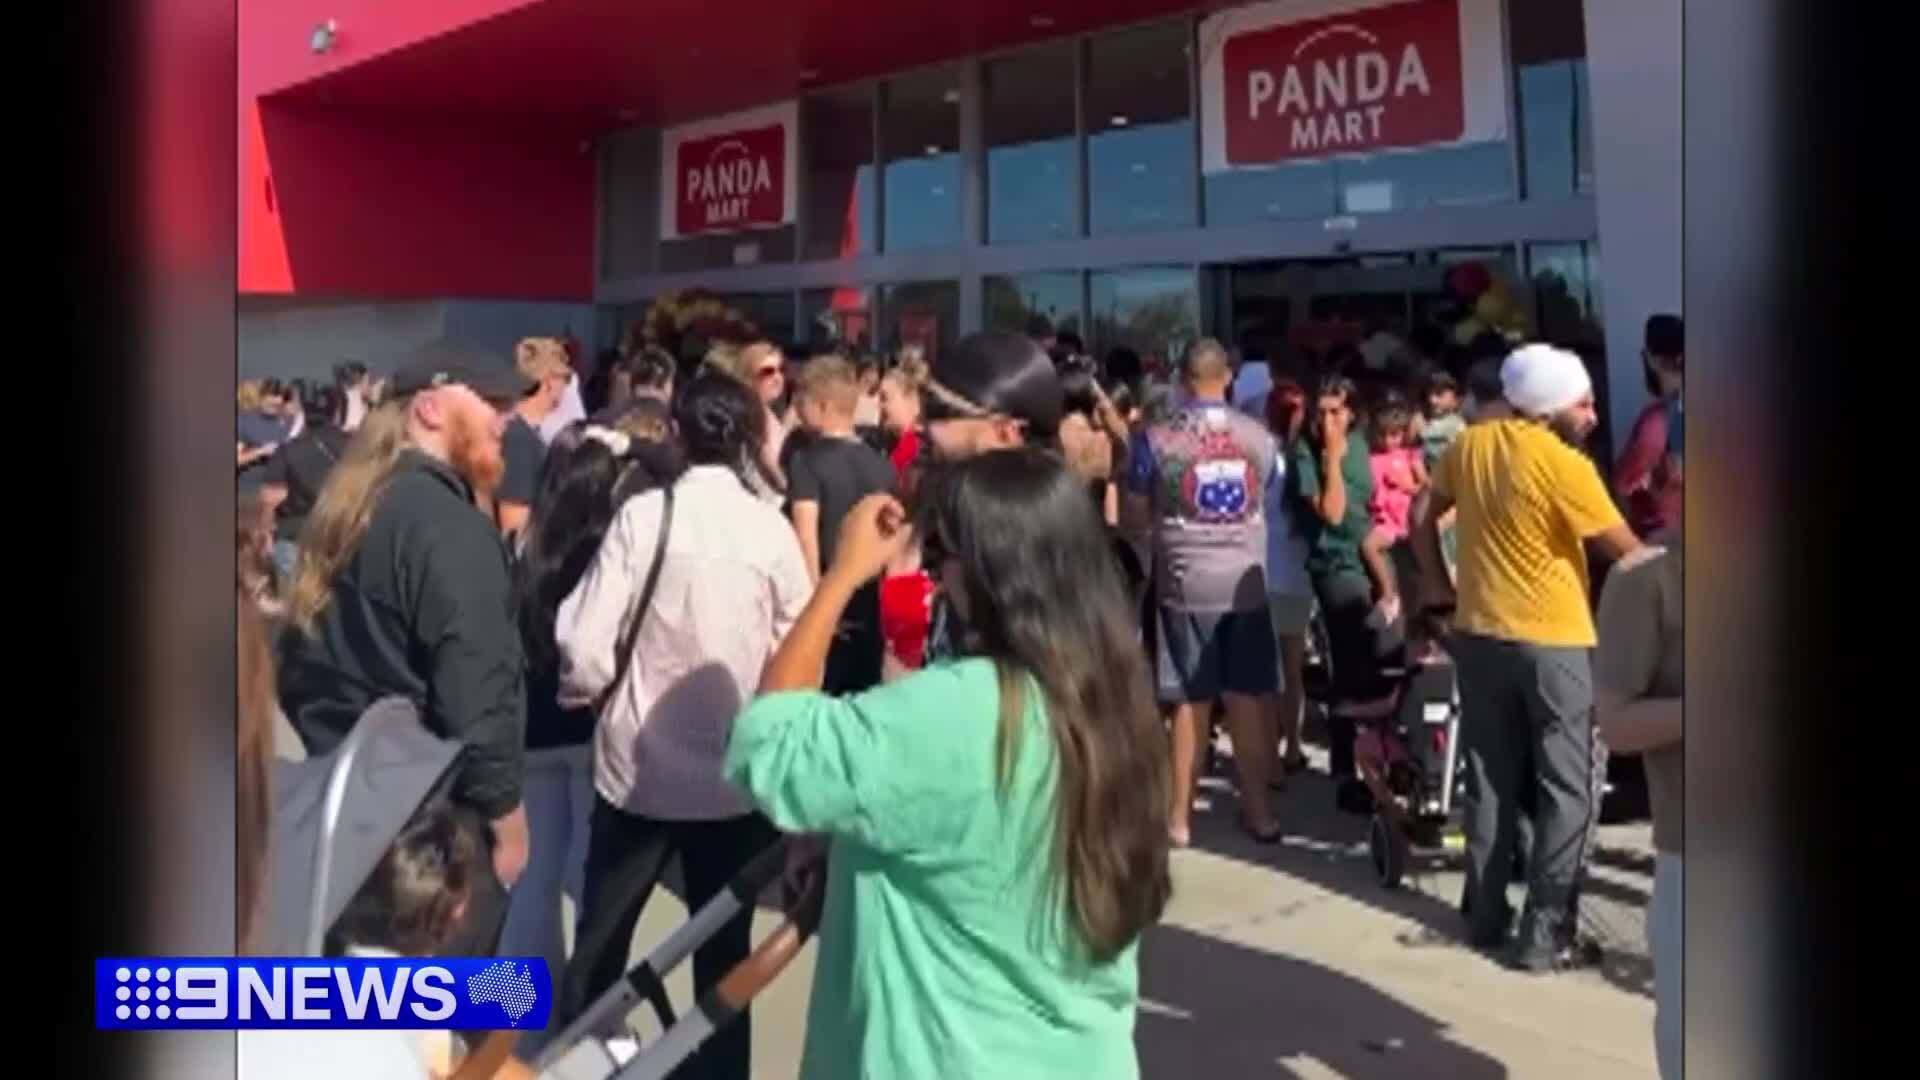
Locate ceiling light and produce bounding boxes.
[309,19,338,54]
[942,88,961,105]
[1110,115,1130,127]
[925,144,943,155]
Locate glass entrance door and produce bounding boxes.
[1223,249,1523,376]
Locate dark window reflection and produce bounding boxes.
[715,292,797,348]
[987,45,1077,245]
[1089,267,1198,371]
[1088,23,1195,236]
[984,273,1082,338]
[802,87,877,261]
[880,280,960,362]
[800,287,874,354]
[882,69,963,252]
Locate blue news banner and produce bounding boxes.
[96,957,552,1031]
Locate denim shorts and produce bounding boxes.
[1155,605,1281,702]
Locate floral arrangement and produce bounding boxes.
[1443,260,1531,345]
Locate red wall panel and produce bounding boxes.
[240,0,593,299]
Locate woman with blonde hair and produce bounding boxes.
[704,339,790,501]
[282,401,413,633]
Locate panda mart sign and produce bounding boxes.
[660,102,798,239]
[1199,0,1507,171]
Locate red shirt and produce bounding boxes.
[879,571,934,670]
[889,428,922,490]
[1614,399,1682,538]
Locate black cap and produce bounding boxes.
[926,331,1063,439]
[1644,314,1683,361]
[388,340,534,404]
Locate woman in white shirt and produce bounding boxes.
[553,373,812,1079]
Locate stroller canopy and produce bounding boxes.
[266,696,463,956]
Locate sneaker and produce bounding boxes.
[1504,922,1604,973]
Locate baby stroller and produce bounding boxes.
[532,842,825,1080]
[1353,655,1470,888]
[272,699,825,1080]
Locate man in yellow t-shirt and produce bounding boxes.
[1413,343,1643,973]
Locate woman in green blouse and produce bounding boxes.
[725,448,1172,1079]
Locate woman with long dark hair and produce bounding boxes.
[500,403,681,1059]
[553,374,810,1079]
[1263,376,1315,776]
[725,448,1171,1079]
[1290,374,1404,813]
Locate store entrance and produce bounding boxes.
[1219,249,1524,377]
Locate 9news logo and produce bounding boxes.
[95,958,552,1030]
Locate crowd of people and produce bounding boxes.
[233,309,1684,1079]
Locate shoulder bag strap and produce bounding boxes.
[592,485,676,718]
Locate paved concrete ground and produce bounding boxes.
[589,745,1659,1079]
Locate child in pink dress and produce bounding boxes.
[1360,394,1427,626]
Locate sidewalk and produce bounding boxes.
[600,759,1658,1079]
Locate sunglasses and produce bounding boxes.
[755,365,784,381]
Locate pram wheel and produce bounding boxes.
[1369,813,1407,888]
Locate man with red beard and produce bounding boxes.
[277,341,534,955]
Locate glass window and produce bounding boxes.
[1333,145,1513,212]
[1205,163,1338,226]
[1087,23,1196,236]
[984,272,1083,339]
[799,287,875,354]
[1513,0,1594,198]
[880,280,961,363]
[1528,242,1603,351]
[986,45,1077,245]
[715,292,797,348]
[1089,267,1198,372]
[1519,60,1595,198]
[1526,239,1609,456]
[658,229,795,273]
[802,87,878,261]
[882,69,963,252]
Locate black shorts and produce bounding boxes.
[1311,569,1406,707]
[1155,605,1280,703]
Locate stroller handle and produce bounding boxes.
[712,847,827,1012]
[532,837,827,1080]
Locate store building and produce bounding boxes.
[240,0,1676,447]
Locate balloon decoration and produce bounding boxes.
[1443,260,1531,345]
[627,289,761,365]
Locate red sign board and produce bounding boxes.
[1221,0,1465,166]
[674,122,787,237]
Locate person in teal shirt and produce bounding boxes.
[725,449,1172,1080]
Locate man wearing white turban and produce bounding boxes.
[1411,342,1644,973]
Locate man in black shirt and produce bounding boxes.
[277,341,535,943]
[496,337,574,539]
[259,383,351,581]
[787,356,898,693]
